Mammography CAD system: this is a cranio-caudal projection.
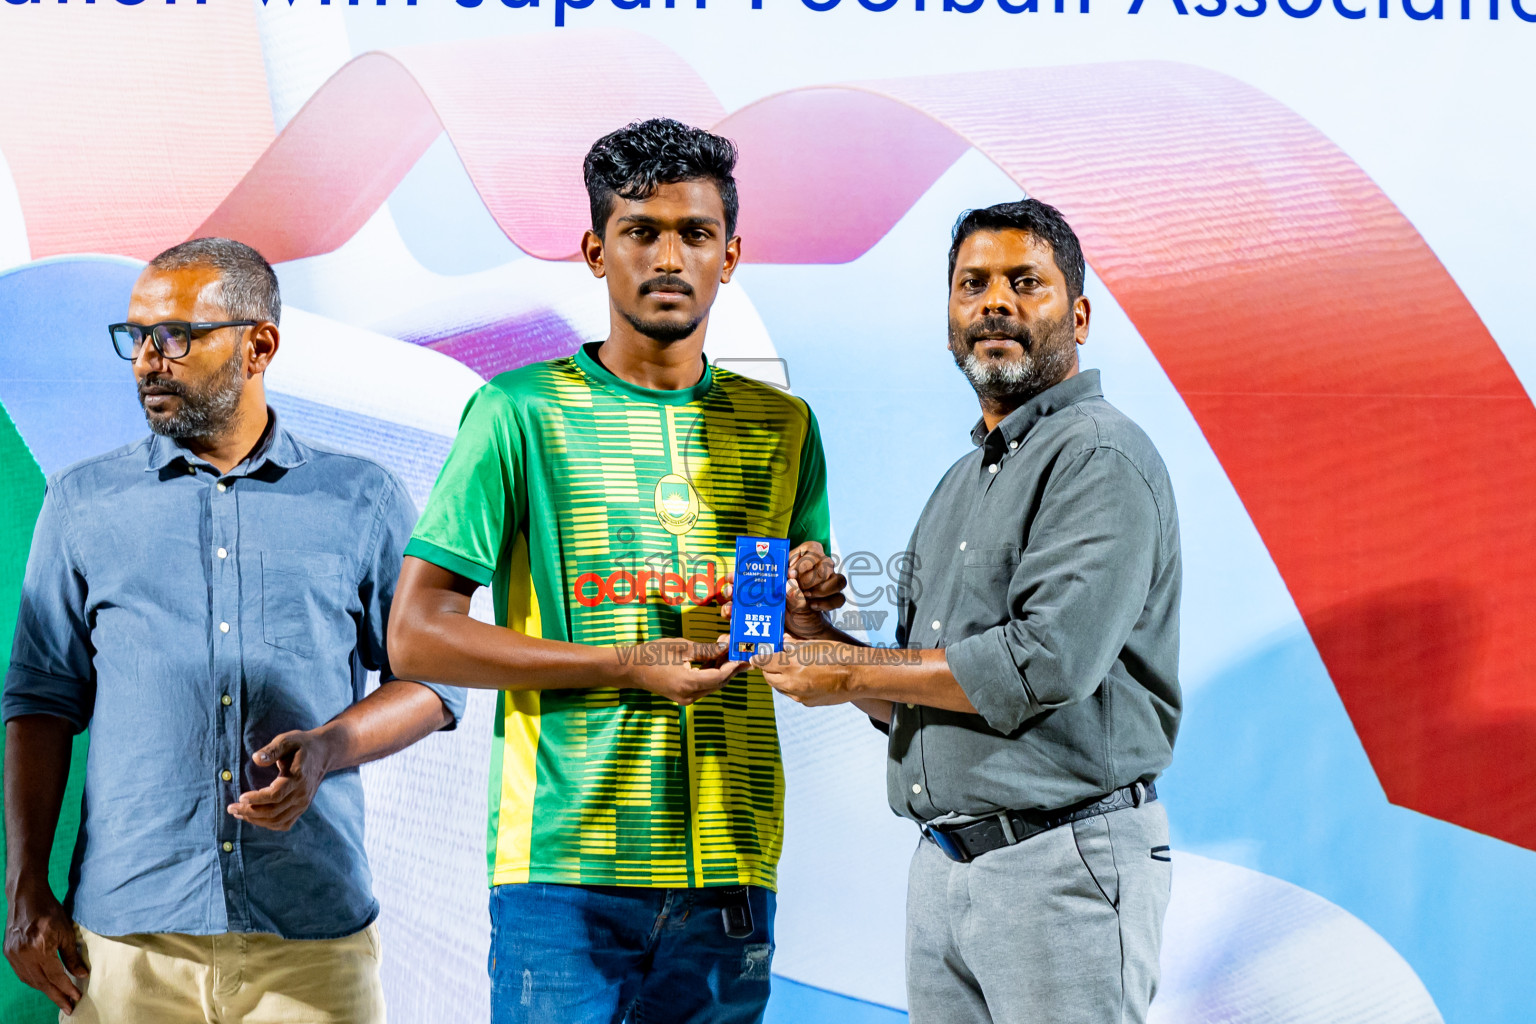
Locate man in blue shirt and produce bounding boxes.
[1,238,465,1023]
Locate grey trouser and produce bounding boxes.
[906,801,1171,1024]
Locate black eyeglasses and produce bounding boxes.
[108,321,257,360]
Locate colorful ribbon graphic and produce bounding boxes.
[1,14,1532,852]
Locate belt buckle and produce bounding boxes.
[922,824,972,864]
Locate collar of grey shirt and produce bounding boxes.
[969,369,1103,449]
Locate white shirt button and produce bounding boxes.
[221,770,233,782]
[912,784,923,795]
[186,465,195,475]
[216,482,228,493]
[221,695,232,707]
[222,841,234,853]
[931,620,941,631]
[219,622,230,634]
[988,463,999,474]
[1009,440,1019,450]
[216,548,228,560]
[959,541,967,551]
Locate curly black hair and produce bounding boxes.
[583,118,740,239]
[948,199,1086,301]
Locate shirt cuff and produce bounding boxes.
[2,664,91,733]
[403,537,494,588]
[417,680,467,731]
[944,632,1040,734]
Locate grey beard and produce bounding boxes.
[954,341,1076,403]
[141,349,246,442]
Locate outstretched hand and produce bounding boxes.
[621,638,747,706]
[752,640,860,707]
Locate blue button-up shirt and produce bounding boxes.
[3,413,464,939]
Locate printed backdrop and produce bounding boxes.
[0,2,1533,1022]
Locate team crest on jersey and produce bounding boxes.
[654,473,700,535]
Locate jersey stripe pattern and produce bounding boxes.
[406,343,831,890]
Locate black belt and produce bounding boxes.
[921,781,1157,863]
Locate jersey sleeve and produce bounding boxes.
[786,403,832,552]
[361,469,468,728]
[404,383,526,587]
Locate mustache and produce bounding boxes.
[639,275,694,297]
[137,373,188,398]
[960,316,1034,348]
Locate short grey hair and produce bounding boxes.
[147,237,282,326]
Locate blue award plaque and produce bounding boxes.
[729,536,789,658]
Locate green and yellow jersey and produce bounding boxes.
[406,342,831,890]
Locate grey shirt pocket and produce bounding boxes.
[953,545,1023,635]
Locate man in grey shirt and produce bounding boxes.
[758,199,1180,1023]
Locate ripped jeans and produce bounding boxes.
[488,882,776,1024]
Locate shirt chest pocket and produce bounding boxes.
[261,551,348,658]
[954,546,1021,632]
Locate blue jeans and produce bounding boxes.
[488,882,776,1024]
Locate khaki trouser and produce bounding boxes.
[65,923,385,1024]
